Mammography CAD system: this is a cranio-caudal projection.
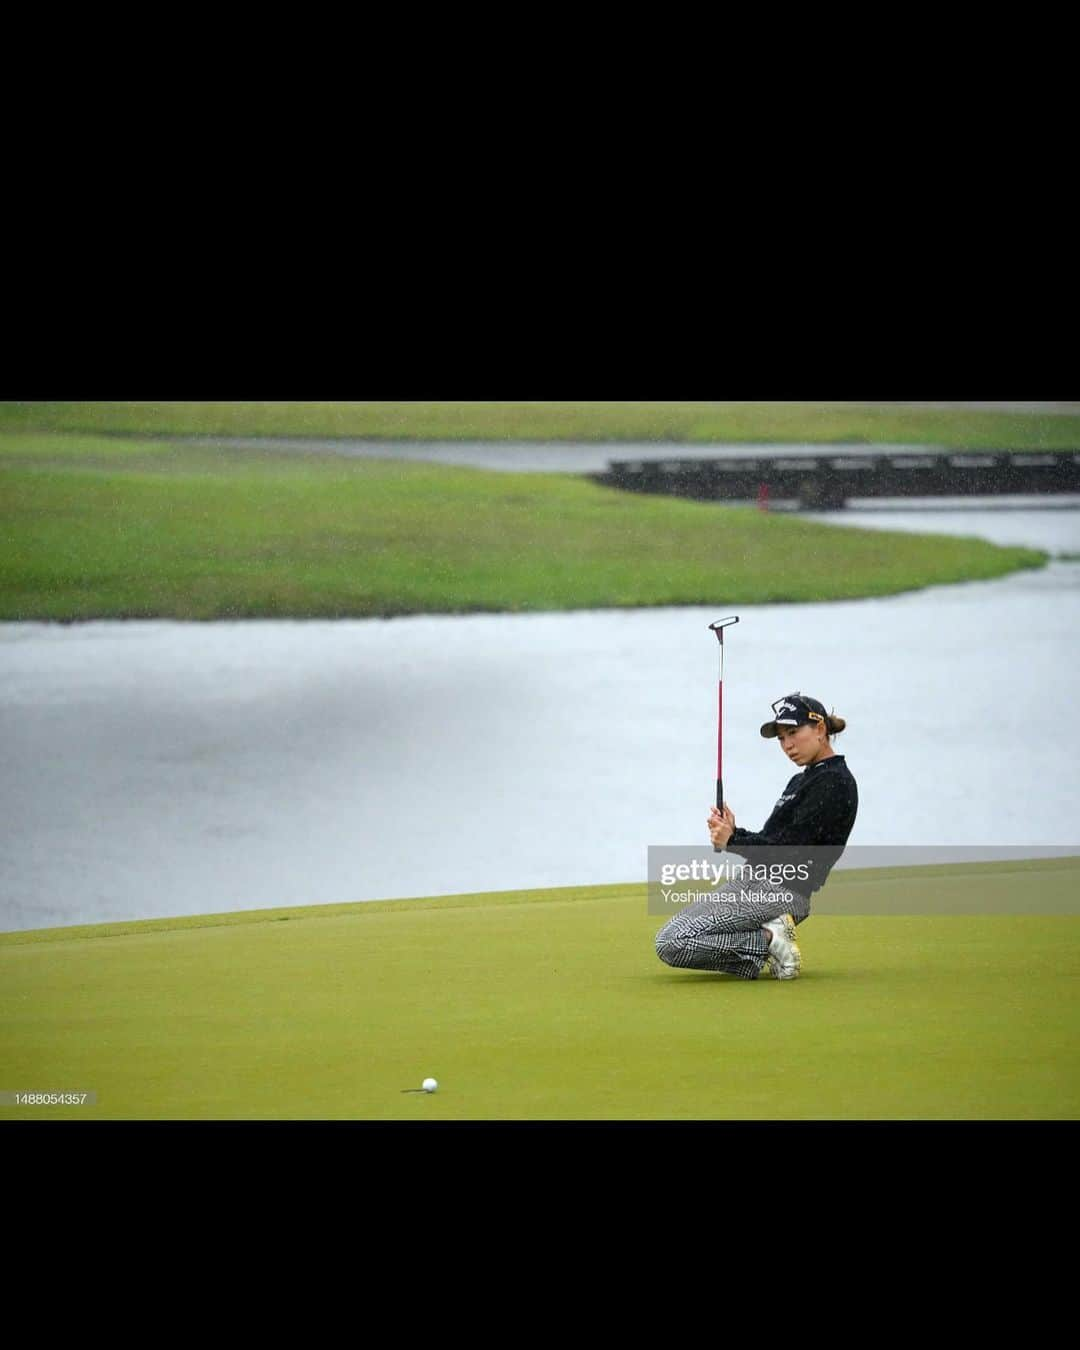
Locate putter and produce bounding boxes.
[708,617,739,811]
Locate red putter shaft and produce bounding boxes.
[708,617,739,811]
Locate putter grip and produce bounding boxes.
[716,778,723,811]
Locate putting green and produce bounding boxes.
[2,861,1078,1120]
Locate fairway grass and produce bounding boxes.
[3,400,1080,450]
[0,433,1044,620]
[3,861,1078,1121]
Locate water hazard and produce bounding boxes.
[3,447,1079,931]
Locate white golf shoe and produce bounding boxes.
[762,914,802,980]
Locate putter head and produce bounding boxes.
[708,616,740,636]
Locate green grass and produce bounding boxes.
[3,859,1078,1120]
[2,400,1080,449]
[0,433,1045,620]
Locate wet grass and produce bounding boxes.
[0,433,1046,621]
[3,861,1078,1119]
[2,400,1080,449]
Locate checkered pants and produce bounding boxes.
[654,886,810,980]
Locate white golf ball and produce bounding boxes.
[422,1077,438,1093]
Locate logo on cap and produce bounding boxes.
[760,692,827,738]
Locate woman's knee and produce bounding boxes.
[655,925,685,967]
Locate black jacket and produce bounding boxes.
[726,754,858,898]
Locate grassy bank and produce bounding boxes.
[3,400,1080,449]
[3,860,1078,1119]
[0,433,1045,621]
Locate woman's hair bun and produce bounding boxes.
[826,713,846,736]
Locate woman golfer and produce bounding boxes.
[655,692,858,980]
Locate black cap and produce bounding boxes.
[760,692,828,739]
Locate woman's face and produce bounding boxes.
[776,721,827,767]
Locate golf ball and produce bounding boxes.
[422,1077,438,1093]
